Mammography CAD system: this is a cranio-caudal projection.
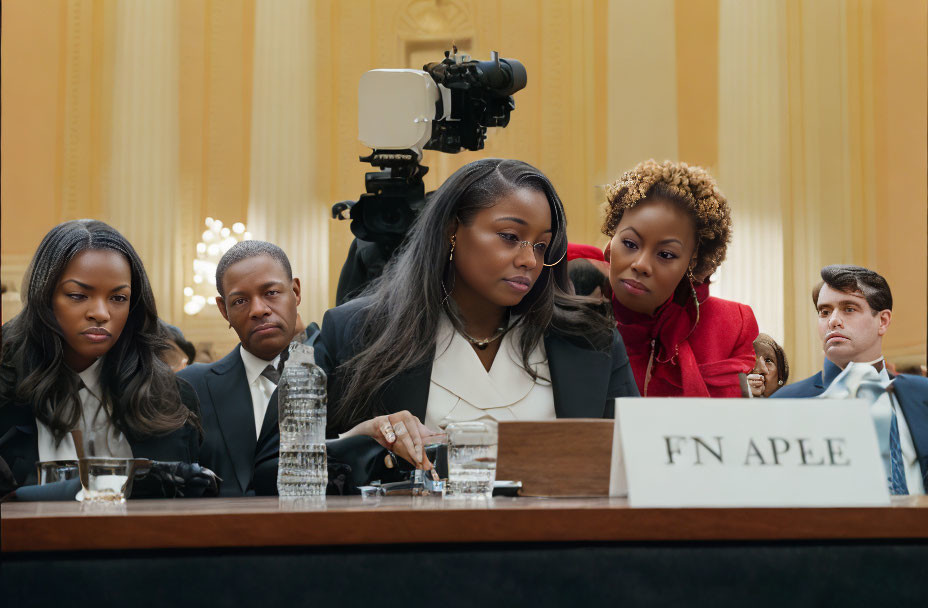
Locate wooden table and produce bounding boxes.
[3,495,928,552]
[4,496,928,607]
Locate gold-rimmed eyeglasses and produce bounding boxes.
[508,239,566,267]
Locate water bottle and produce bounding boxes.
[277,342,327,497]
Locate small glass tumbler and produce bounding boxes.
[444,421,498,498]
[36,460,80,485]
[78,458,134,503]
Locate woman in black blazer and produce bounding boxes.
[317,159,638,473]
[0,220,201,495]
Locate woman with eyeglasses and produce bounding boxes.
[316,159,638,472]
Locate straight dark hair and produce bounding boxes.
[0,220,196,442]
[330,159,614,431]
[812,264,893,313]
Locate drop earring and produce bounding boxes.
[448,235,456,261]
[687,268,700,326]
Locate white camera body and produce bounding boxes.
[357,69,452,159]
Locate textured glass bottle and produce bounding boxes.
[277,343,328,497]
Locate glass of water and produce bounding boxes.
[445,421,498,498]
[78,458,137,502]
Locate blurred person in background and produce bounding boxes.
[159,321,196,372]
[747,333,789,397]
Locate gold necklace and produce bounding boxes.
[460,325,509,350]
[456,311,512,350]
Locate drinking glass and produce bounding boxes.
[445,421,498,498]
[36,460,80,485]
[78,457,139,502]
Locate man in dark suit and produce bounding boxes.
[178,241,317,496]
[773,265,927,494]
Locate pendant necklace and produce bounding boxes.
[457,311,512,350]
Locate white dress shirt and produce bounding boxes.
[424,316,556,430]
[239,347,280,437]
[36,359,133,461]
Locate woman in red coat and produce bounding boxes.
[570,160,758,397]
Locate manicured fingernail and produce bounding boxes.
[386,432,396,443]
[384,454,394,469]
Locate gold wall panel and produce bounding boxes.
[0,0,924,372]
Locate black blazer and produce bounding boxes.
[0,379,201,495]
[178,324,320,496]
[177,346,277,496]
[316,297,639,435]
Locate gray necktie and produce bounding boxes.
[261,365,280,385]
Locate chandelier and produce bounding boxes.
[183,217,251,315]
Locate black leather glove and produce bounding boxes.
[131,461,221,498]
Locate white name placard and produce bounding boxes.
[611,398,890,507]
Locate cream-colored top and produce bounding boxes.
[36,359,133,461]
[424,316,556,429]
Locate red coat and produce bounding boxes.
[568,243,758,397]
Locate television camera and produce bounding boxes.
[332,48,526,303]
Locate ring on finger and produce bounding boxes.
[380,422,396,442]
[393,421,409,437]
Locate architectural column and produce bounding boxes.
[780,0,860,378]
[715,0,787,345]
[106,0,182,322]
[248,0,327,324]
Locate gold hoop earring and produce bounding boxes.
[448,235,456,261]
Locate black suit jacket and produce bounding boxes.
[0,379,201,494]
[316,297,639,435]
[177,346,278,496]
[179,324,320,496]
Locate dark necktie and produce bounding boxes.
[889,408,909,495]
[261,365,281,385]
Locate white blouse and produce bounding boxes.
[424,316,557,429]
[36,359,133,461]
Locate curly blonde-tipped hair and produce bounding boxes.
[602,159,732,281]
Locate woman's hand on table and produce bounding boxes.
[344,410,439,474]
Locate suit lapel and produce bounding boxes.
[821,359,842,389]
[546,333,610,418]
[206,345,257,494]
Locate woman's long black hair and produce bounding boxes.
[0,220,196,442]
[330,159,614,431]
